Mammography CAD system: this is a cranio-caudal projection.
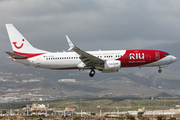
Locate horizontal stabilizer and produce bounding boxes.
[5,51,27,59]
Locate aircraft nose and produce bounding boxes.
[171,56,177,63]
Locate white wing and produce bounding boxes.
[65,36,104,67]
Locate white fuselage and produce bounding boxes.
[14,50,125,69]
[13,50,176,70]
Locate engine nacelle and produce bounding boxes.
[104,60,121,69]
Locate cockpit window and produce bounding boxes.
[164,53,170,56]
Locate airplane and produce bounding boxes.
[5,24,177,77]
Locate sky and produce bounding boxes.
[0,0,179,70]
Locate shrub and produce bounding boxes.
[126,115,135,120]
[31,114,38,118]
[96,117,105,120]
[73,116,81,120]
[157,115,166,120]
[137,114,150,120]
[138,114,142,119]
[169,117,176,120]
[38,117,42,120]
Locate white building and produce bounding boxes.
[58,79,76,82]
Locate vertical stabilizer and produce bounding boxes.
[5,24,48,58]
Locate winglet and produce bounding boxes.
[65,35,75,52]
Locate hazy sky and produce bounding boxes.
[0,0,179,70]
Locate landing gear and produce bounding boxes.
[158,67,162,73]
[158,69,162,73]
[89,69,95,77]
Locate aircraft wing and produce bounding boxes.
[5,51,27,59]
[65,36,104,67]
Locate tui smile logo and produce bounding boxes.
[12,39,24,49]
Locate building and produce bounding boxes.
[27,103,47,111]
[58,79,76,82]
[65,107,75,112]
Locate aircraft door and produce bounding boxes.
[35,56,41,67]
[155,52,160,60]
[29,56,41,67]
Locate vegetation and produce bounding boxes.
[73,116,81,120]
[0,98,180,113]
[157,115,166,120]
[49,98,180,112]
[169,117,176,120]
[126,115,135,120]
[2,110,7,114]
[138,114,150,120]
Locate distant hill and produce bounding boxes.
[0,56,180,99]
[154,92,173,98]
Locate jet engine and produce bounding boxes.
[104,60,121,69]
[100,60,121,73]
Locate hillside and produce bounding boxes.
[0,59,180,103]
[1,98,180,112]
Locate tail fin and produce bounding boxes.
[5,24,49,58]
